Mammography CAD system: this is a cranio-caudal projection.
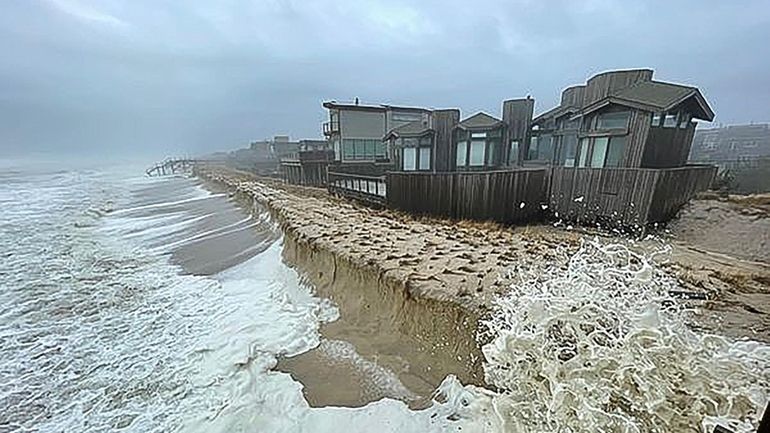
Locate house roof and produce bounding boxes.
[532,105,579,124]
[383,120,434,140]
[322,101,431,113]
[457,112,504,130]
[579,80,715,121]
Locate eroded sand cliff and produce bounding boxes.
[195,164,770,406]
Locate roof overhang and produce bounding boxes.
[322,101,386,112]
[383,130,434,141]
[573,90,715,122]
[532,105,579,124]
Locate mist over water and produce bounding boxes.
[0,163,767,432]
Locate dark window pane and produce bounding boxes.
[562,134,578,167]
[597,111,630,129]
[605,135,626,167]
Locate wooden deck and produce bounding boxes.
[386,169,547,223]
[327,171,387,206]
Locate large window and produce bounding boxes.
[509,140,520,165]
[419,147,431,170]
[590,137,609,168]
[597,111,630,129]
[577,138,590,168]
[341,139,386,160]
[605,136,626,167]
[400,136,432,171]
[456,129,502,168]
[456,141,467,167]
[403,147,416,171]
[469,140,486,166]
[560,134,578,167]
[527,134,553,161]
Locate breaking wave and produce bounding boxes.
[452,239,769,433]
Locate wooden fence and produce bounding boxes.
[549,165,716,228]
[386,169,547,223]
[327,171,387,206]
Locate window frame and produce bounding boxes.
[400,135,433,171]
[456,128,503,169]
[596,111,631,130]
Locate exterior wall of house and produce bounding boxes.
[502,98,534,166]
[386,109,427,132]
[432,109,460,172]
[642,121,696,168]
[454,126,506,171]
[578,105,651,168]
[339,109,386,139]
[560,85,585,107]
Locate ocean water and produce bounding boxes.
[0,162,767,433]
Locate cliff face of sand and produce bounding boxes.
[194,164,770,405]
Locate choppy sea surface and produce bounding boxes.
[0,161,767,433]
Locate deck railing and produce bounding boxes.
[327,171,387,204]
[322,120,340,136]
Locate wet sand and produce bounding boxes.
[117,177,279,275]
[193,164,770,408]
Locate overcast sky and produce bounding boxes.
[1,0,769,157]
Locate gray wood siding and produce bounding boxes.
[502,99,534,164]
[561,85,585,107]
[549,165,715,229]
[339,109,386,139]
[624,109,652,167]
[583,70,653,107]
[642,124,696,168]
[387,169,547,223]
[433,109,460,172]
[648,165,716,221]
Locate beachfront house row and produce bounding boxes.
[381,98,534,173]
[315,69,717,229]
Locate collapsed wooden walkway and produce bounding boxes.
[146,158,196,177]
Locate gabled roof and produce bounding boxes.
[579,80,715,121]
[383,120,434,140]
[457,112,504,130]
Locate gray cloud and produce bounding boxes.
[1,0,769,158]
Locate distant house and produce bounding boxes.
[691,123,770,163]
[322,101,430,164]
[250,135,302,160]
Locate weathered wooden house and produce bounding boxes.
[529,69,717,227]
[322,101,430,164]
[384,101,545,223]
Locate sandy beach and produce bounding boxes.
[194,163,770,409]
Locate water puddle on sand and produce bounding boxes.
[2,167,767,433]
